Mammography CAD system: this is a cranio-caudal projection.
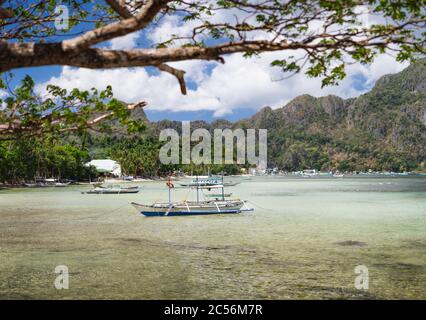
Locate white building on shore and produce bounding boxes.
[85,159,121,177]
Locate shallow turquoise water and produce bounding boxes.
[0,176,425,299]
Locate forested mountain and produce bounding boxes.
[135,59,426,172]
[237,59,426,171]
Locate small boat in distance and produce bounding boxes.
[178,176,240,187]
[300,169,318,178]
[82,184,140,194]
[333,173,345,178]
[206,192,232,198]
[24,179,71,188]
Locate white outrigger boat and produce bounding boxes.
[131,199,246,216]
[131,176,252,217]
[24,179,71,188]
[82,184,140,194]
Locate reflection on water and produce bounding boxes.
[0,176,425,299]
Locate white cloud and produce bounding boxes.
[35,52,407,118]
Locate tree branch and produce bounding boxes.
[84,100,147,126]
[2,38,405,72]
[0,40,297,72]
[63,0,170,52]
[156,63,187,95]
[104,1,188,94]
[0,0,13,20]
[0,100,147,136]
[105,0,133,19]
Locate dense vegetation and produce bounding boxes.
[87,135,244,178]
[0,134,243,184]
[0,137,95,183]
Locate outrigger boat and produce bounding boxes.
[131,175,252,217]
[131,199,245,216]
[24,179,71,188]
[82,184,140,194]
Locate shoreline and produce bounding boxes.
[1,172,425,190]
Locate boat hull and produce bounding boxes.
[179,182,239,187]
[83,190,139,194]
[82,186,140,194]
[25,182,71,188]
[140,210,240,217]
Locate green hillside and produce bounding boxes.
[235,60,426,172]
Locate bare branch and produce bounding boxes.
[0,40,293,72]
[156,63,187,95]
[85,100,147,126]
[3,37,413,73]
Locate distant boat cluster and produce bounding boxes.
[252,168,419,177]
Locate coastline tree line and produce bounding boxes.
[0,125,422,184]
[0,135,244,184]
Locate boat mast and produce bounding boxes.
[221,172,225,201]
[196,175,199,203]
[168,176,172,203]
